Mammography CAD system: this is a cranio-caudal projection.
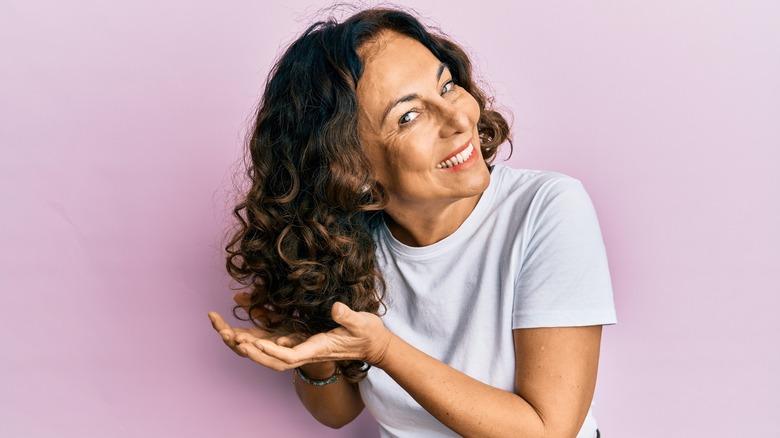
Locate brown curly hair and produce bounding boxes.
[225,7,512,382]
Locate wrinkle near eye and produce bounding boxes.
[358,107,382,136]
[386,122,410,138]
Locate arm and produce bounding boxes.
[375,325,601,438]
[208,295,365,429]
[246,302,602,438]
[291,362,364,428]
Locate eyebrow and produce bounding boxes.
[379,63,448,126]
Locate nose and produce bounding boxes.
[437,99,471,138]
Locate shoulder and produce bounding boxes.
[491,164,583,191]
[489,164,588,211]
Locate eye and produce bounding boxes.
[399,110,420,125]
[441,80,455,94]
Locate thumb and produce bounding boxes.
[331,301,354,325]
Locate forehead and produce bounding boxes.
[358,31,437,67]
[356,32,442,109]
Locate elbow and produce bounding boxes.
[295,380,364,429]
[313,412,356,429]
[534,420,585,438]
[322,420,349,430]
[308,405,363,429]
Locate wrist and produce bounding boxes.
[298,362,337,380]
[369,329,396,369]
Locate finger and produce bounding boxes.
[210,314,241,347]
[209,313,236,344]
[331,302,357,327]
[235,331,262,344]
[208,312,231,331]
[252,338,309,364]
[208,313,248,357]
[220,330,248,357]
[239,341,304,371]
[233,292,270,321]
[232,292,252,311]
[255,333,356,365]
[276,334,306,348]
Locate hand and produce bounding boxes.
[207,292,305,359]
[234,302,393,372]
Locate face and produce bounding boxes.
[356,31,489,213]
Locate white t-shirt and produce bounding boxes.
[358,164,617,438]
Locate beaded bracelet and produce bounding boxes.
[294,367,340,386]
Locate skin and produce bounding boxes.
[209,31,603,437]
[355,31,490,247]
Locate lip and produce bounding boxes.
[436,138,478,171]
[440,138,473,163]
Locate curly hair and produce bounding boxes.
[225,7,512,382]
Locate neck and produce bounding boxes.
[383,193,483,247]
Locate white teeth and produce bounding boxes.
[437,143,474,169]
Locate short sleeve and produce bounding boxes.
[512,177,617,329]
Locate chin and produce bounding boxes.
[461,161,491,195]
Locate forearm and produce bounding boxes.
[378,334,547,438]
[293,362,364,429]
[233,305,592,436]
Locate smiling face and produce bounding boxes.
[356,31,490,217]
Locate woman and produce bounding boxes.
[209,7,616,438]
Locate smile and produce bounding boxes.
[436,142,475,169]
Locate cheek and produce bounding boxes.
[359,128,389,176]
[362,139,401,188]
[367,148,389,183]
[374,140,430,194]
[381,139,411,176]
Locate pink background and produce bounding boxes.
[2,1,778,436]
